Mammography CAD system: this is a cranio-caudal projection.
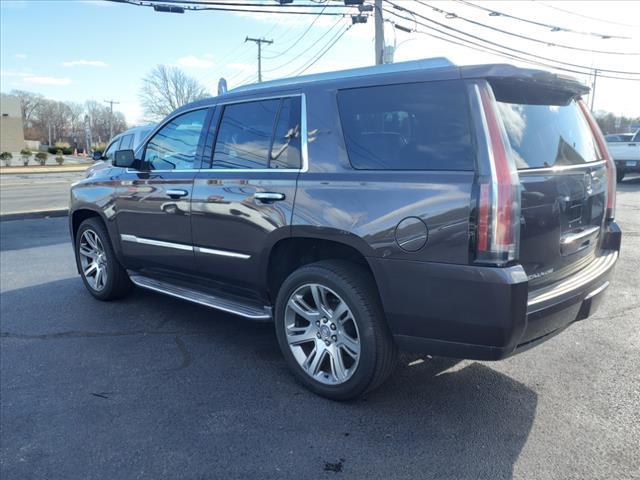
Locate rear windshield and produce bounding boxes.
[496,99,601,169]
[337,81,475,170]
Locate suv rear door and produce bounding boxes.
[492,81,608,287]
[190,95,303,297]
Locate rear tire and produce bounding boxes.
[616,170,625,182]
[275,260,397,400]
[75,217,131,301]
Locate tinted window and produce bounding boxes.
[497,100,600,169]
[120,134,134,150]
[144,109,206,170]
[270,97,302,169]
[212,99,279,169]
[337,81,474,170]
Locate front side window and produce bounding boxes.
[103,139,121,161]
[337,81,475,170]
[119,134,134,150]
[211,97,302,169]
[144,109,207,170]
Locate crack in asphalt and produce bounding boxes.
[174,336,192,370]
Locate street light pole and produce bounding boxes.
[245,36,273,82]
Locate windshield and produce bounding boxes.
[496,100,600,170]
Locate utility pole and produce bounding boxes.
[590,69,598,112]
[374,0,384,65]
[245,37,273,82]
[103,99,120,139]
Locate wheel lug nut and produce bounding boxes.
[331,335,337,341]
[316,332,321,339]
[330,323,336,330]
[315,321,320,326]
[324,340,331,346]
[322,317,328,323]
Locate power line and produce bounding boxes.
[384,6,639,81]
[262,4,328,60]
[416,0,639,56]
[112,0,361,15]
[262,16,344,74]
[291,24,352,76]
[453,0,630,40]
[533,1,640,29]
[384,1,640,77]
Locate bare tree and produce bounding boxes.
[9,89,44,128]
[139,65,209,121]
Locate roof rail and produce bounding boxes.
[230,57,456,93]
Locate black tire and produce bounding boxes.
[275,260,397,400]
[616,170,625,182]
[75,217,131,301]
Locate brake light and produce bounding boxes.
[473,82,521,266]
[578,100,616,220]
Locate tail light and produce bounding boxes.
[578,100,616,221]
[470,82,521,266]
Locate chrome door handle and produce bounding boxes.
[254,192,285,202]
[166,189,189,199]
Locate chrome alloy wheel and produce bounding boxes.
[284,283,361,385]
[78,229,108,291]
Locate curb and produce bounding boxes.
[0,209,69,222]
[0,166,90,175]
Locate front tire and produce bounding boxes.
[75,217,131,301]
[275,260,397,400]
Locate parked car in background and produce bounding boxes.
[86,125,155,177]
[606,130,640,182]
[69,59,621,400]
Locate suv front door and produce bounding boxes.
[190,95,304,297]
[115,108,209,275]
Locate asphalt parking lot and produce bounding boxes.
[1,177,639,480]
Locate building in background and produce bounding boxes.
[0,94,25,152]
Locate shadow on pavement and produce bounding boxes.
[1,275,537,479]
[0,216,69,252]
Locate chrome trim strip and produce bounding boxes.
[584,281,610,300]
[528,250,617,306]
[120,234,193,251]
[518,160,606,175]
[120,234,251,259]
[561,226,600,245]
[194,246,250,259]
[128,274,271,320]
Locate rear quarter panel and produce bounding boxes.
[291,85,474,264]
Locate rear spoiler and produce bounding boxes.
[460,64,590,106]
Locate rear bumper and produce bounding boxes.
[370,222,621,360]
[615,159,640,173]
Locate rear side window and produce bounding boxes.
[211,97,302,170]
[337,81,474,170]
[496,99,600,169]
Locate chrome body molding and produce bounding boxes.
[120,234,250,259]
[528,250,618,306]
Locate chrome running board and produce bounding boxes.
[128,273,272,321]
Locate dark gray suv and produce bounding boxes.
[69,59,621,400]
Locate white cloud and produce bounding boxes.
[79,0,114,6]
[23,76,72,86]
[14,53,27,59]
[176,55,215,69]
[1,69,30,77]
[62,60,108,67]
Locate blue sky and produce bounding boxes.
[1,0,638,124]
